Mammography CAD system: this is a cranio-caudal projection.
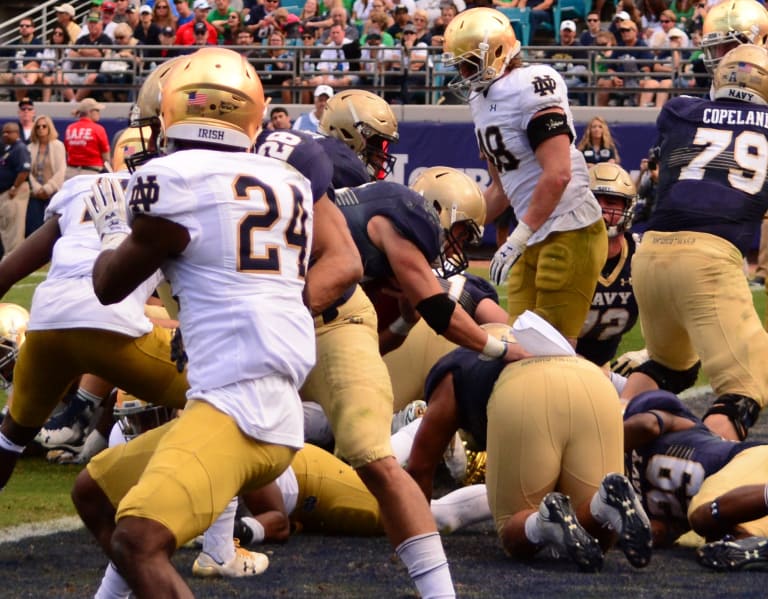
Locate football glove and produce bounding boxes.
[86,176,131,251]
[489,222,533,286]
[610,348,649,377]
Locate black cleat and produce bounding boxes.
[697,536,768,572]
[539,492,604,573]
[599,473,652,568]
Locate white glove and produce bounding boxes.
[489,222,533,285]
[610,348,650,376]
[86,176,131,251]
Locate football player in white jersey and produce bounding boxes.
[69,48,321,597]
[444,7,607,347]
[0,127,189,492]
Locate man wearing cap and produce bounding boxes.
[158,26,182,58]
[98,1,120,41]
[64,98,110,180]
[0,122,31,258]
[545,20,588,105]
[68,12,114,102]
[55,4,82,44]
[608,9,632,42]
[292,85,334,133]
[176,0,218,45]
[16,99,36,146]
[387,5,411,43]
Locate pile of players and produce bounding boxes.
[0,1,768,595]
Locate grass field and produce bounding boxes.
[0,266,766,531]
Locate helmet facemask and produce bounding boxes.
[0,338,18,389]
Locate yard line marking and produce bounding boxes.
[0,516,83,544]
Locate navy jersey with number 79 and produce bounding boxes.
[647,96,768,255]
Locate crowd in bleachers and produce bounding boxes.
[0,0,712,105]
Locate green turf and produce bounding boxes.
[1,267,766,528]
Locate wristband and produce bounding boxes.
[101,231,128,252]
[481,334,507,360]
[389,316,416,336]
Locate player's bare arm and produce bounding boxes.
[92,214,189,305]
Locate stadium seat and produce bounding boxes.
[497,7,532,47]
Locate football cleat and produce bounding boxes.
[697,536,768,571]
[538,492,604,573]
[192,541,269,578]
[598,473,652,568]
[391,400,427,435]
[37,397,91,450]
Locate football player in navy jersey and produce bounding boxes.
[621,45,768,441]
[624,389,768,566]
[576,163,639,368]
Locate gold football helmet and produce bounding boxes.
[0,303,29,389]
[713,44,768,106]
[160,47,266,151]
[112,126,153,172]
[410,166,487,277]
[444,7,520,97]
[113,390,175,440]
[701,0,768,72]
[127,56,185,171]
[589,163,637,238]
[318,89,399,179]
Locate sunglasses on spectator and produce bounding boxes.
[587,17,599,21]
[36,124,48,129]
[619,27,633,32]
[115,34,127,39]
[660,19,671,23]
[20,23,33,28]
[156,4,169,8]
[52,30,65,35]
[20,106,34,111]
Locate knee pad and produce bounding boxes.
[632,359,701,394]
[703,394,761,441]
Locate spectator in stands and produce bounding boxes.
[594,30,619,106]
[648,9,689,49]
[687,1,707,37]
[0,123,31,259]
[16,98,35,146]
[214,10,246,44]
[125,2,141,29]
[577,116,620,167]
[393,0,418,14]
[152,0,179,31]
[547,20,588,105]
[632,153,658,227]
[637,0,668,32]
[352,0,374,27]
[311,24,360,88]
[64,98,110,180]
[641,26,688,107]
[609,7,640,42]
[175,0,195,26]
[133,5,162,46]
[293,84,333,133]
[189,20,215,47]
[322,6,360,43]
[411,9,432,44]
[113,0,131,23]
[245,0,283,41]
[0,19,43,103]
[363,1,394,36]
[432,1,458,35]
[387,23,430,103]
[360,31,385,84]
[68,12,114,103]
[99,1,120,41]
[272,7,303,40]
[262,30,295,103]
[55,3,82,44]
[298,0,332,39]
[26,114,66,238]
[364,12,396,44]
[176,0,217,45]
[388,5,412,44]
[602,19,654,107]
[40,26,75,102]
[208,0,236,42]
[269,106,293,130]
[96,22,140,102]
[234,29,259,58]
[670,0,695,32]
[157,26,182,58]
[580,11,603,46]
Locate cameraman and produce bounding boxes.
[632,150,659,232]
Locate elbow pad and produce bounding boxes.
[416,293,456,335]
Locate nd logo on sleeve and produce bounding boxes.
[129,175,160,214]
